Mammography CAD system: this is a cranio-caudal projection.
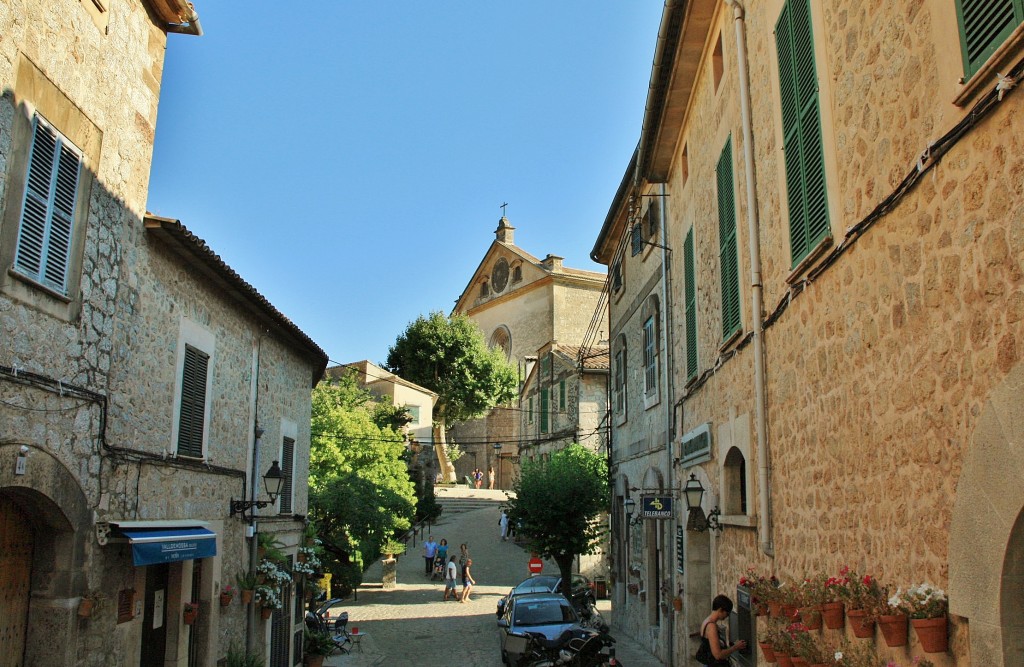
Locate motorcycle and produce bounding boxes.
[520,628,623,667]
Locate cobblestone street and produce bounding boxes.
[323,487,662,667]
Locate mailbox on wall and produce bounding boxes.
[731,584,756,666]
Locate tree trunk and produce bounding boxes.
[554,553,575,599]
[433,422,456,483]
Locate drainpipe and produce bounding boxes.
[724,0,773,556]
[165,0,203,36]
[659,182,676,666]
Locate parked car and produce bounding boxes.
[495,573,594,618]
[496,592,592,666]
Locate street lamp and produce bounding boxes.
[492,443,502,489]
[230,461,286,519]
[623,497,642,526]
[682,473,722,533]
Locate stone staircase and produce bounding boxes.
[436,495,506,515]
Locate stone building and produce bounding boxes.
[329,360,437,447]
[593,1,1024,665]
[0,3,327,666]
[449,217,607,488]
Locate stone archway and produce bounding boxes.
[949,361,1024,666]
[0,444,91,667]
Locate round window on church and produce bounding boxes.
[491,258,510,293]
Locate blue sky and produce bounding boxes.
[147,3,663,366]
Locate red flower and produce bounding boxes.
[862,574,873,585]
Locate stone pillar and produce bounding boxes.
[381,558,397,589]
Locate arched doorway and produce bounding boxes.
[949,361,1024,665]
[0,496,33,667]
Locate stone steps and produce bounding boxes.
[437,496,506,515]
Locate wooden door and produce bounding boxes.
[140,564,169,667]
[0,497,33,667]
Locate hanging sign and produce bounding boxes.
[641,496,673,519]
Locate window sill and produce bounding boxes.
[643,390,661,411]
[953,23,1024,107]
[719,514,756,528]
[718,328,743,355]
[785,235,834,285]
[8,268,72,303]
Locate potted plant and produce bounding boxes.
[739,568,780,616]
[183,601,200,625]
[757,619,784,663]
[890,583,948,653]
[797,574,828,630]
[772,623,797,667]
[78,590,105,618]
[255,585,281,620]
[257,532,287,563]
[836,568,884,638]
[821,572,849,629]
[220,584,235,607]
[303,629,335,667]
[790,623,827,667]
[302,521,319,547]
[226,641,264,667]
[380,538,406,560]
[236,571,258,604]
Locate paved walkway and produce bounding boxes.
[323,487,662,667]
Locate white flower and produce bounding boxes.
[834,651,843,661]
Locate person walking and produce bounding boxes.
[443,555,459,601]
[437,538,449,564]
[488,466,495,489]
[423,536,438,576]
[460,558,476,603]
[696,595,747,666]
[473,468,483,489]
[499,510,509,541]
[458,543,469,569]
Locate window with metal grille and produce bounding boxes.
[280,437,294,514]
[117,589,135,624]
[643,316,657,394]
[15,116,82,295]
[631,223,643,256]
[614,345,626,416]
[776,0,830,267]
[956,0,1023,78]
[177,345,209,457]
[717,137,741,339]
[540,388,549,433]
[684,229,698,380]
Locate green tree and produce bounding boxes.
[505,444,609,598]
[385,311,517,479]
[308,371,416,592]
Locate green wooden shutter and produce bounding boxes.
[559,380,566,410]
[684,229,698,380]
[540,389,549,433]
[956,0,1024,77]
[776,0,830,267]
[177,345,209,457]
[717,137,741,339]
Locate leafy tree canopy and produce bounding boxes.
[308,372,416,590]
[385,311,517,425]
[505,444,610,598]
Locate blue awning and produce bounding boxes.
[121,527,217,566]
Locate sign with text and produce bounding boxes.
[641,496,672,519]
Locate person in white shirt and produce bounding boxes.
[443,556,459,601]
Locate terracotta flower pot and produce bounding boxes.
[781,604,799,620]
[241,589,254,605]
[78,598,95,618]
[183,608,199,625]
[758,641,777,662]
[791,657,809,667]
[846,608,875,638]
[219,593,233,607]
[304,656,325,667]
[799,605,823,630]
[878,613,908,647]
[821,601,844,629]
[260,606,273,620]
[911,616,948,653]
[776,653,795,667]
[768,600,783,618]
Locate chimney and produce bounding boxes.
[541,254,563,272]
[495,216,515,245]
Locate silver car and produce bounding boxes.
[497,592,591,666]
